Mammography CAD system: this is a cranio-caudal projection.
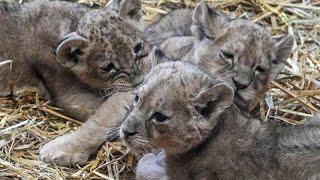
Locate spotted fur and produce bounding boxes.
[121,61,320,180]
[145,2,294,112]
[0,0,152,167]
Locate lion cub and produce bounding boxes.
[0,0,151,166]
[121,62,320,180]
[0,0,149,116]
[146,2,294,111]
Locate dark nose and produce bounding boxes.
[232,77,250,90]
[122,128,137,137]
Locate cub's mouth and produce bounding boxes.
[122,136,153,155]
[234,91,250,111]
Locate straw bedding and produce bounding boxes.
[0,0,319,179]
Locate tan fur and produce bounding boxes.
[121,62,320,180]
[121,61,234,155]
[0,0,152,167]
[40,91,133,166]
[39,47,161,167]
[145,2,294,112]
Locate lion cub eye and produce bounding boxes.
[220,50,234,62]
[255,66,267,75]
[151,112,169,123]
[134,43,144,55]
[203,33,214,40]
[101,63,115,73]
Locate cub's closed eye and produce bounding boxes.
[101,63,115,73]
[220,50,234,60]
[151,112,169,123]
[134,43,144,54]
[255,66,267,73]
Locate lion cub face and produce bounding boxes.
[190,2,293,110]
[56,0,150,91]
[120,62,234,154]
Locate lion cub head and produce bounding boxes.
[55,0,150,92]
[190,2,294,110]
[120,62,234,154]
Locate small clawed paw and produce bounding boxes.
[39,138,90,167]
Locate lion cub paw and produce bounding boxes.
[136,151,168,180]
[39,136,92,167]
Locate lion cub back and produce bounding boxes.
[144,8,193,46]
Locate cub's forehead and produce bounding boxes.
[139,62,210,101]
[77,10,144,43]
[225,20,275,61]
[227,20,272,42]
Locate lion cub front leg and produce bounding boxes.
[40,91,133,167]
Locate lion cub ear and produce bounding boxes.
[273,35,294,65]
[269,35,294,79]
[192,83,234,119]
[118,0,142,22]
[55,32,89,68]
[191,2,228,40]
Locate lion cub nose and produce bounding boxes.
[122,127,138,137]
[232,77,250,90]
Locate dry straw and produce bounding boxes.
[1,0,319,179]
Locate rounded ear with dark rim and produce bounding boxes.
[119,0,142,21]
[192,83,234,119]
[56,32,89,68]
[273,35,294,65]
[191,1,228,40]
